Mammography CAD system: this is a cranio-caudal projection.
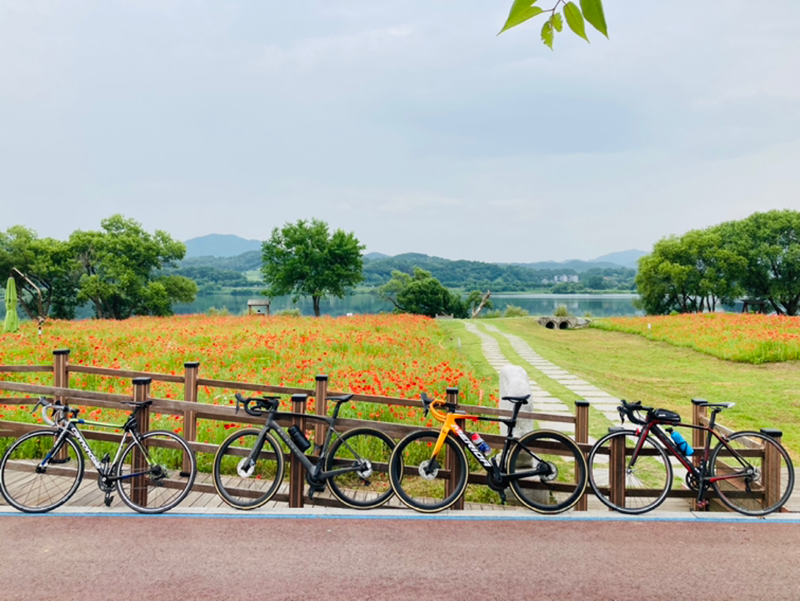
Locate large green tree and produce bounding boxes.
[69,215,197,319]
[730,210,800,316]
[377,267,470,318]
[261,219,364,317]
[0,226,80,320]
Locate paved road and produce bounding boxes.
[0,515,798,600]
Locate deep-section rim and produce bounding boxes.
[325,427,395,510]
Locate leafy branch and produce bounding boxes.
[499,0,608,50]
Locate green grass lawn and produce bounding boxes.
[443,317,800,459]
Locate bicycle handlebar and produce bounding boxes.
[420,392,457,423]
[617,399,653,426]
[234,393,280,417]
[30,397,77,427]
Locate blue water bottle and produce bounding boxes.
[668,428,694,457]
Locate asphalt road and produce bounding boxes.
[0,515,798,600]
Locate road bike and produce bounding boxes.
[0,397,197,514]
[388,393,587,513]
[588,399,795,516]
[212,393,395,510]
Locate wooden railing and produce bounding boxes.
[0,349,591,510]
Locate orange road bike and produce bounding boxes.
[388,393,587,513]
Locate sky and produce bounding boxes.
[1,0,799,262]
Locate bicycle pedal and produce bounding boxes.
[499,490,507,505]
[308,486,325,500]
[104,494,114,507]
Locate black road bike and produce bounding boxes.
[0,398,197,514]
[212,393,395,510]
[588,400,795,516]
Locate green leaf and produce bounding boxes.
[580,0,608,37]
[499,0,544,35]
[541,20,554,49]
[552,12,563,32]
[563,2,589,42]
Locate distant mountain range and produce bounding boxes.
[184,234,262,258]
[183,235,647,270]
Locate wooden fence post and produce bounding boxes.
[52,349,70,461]
[182,362,200,476]
[608,426,626,511]
[131,377,152,509]
[761,428,783,511]
[314,375,329,452]
[691,399,708,511]
[289,394,307,508]
[574,400,590,511]
[445,387,464,510]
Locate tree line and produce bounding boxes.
[636,210,800,316]
[0,215,197,321]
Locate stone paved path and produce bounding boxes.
[462,322,576,434]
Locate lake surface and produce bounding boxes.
[171,292,643,318]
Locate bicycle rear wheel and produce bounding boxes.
[507,430,587,513]
[588,430,672,514]
[325,427,394,509]
[0,430,84,513]
[389,430,468,513]
[116,430,196,514]
[213,428,285,510]
[711,431,795,516]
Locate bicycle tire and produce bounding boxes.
[711,430,795,516]
[325,427,395,509]
[389,430,468,513]
[0,429,85,513]
[507,430,588,514]
[588,430,672,514]
[116,430,197,514]
[213,428,285,510]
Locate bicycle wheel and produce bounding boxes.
[588,430,672,514]
[116,430,197,514]
[711,431,795,516]
[389,430,468,513]
[0,430,84,513]
[325,427,395,509]
[507,430,588,514]
[213,428,284,510]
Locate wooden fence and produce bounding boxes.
[0,349,590,510]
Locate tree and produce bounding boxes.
[500,0,608,50]
[69,215,197,319]
[377,268,470,318]
[261,219,364,317]
[0,226,80,320]
[730,210,800,316]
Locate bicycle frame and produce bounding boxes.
[629,419,756,495]
[246,410,372,480]
[427,401,551,482]
[45,416,154,482]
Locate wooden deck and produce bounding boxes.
[1,463,796,514]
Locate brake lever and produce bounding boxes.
[31,397,46,415]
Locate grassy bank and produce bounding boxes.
[469,318,800,457]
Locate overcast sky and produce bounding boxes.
[2,1,799,262]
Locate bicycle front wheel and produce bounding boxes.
[588,430,672,514]
[507,430,587,514]
[213,428,285,510]
[0,430,84,513]
[389,430,468,513]
[116,430,196,514]
[711,431,795,516]
[325,427,395,509]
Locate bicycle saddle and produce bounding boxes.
[501,395,530,405]
[327,394,354,404]
[122,400,153,408]
[695,401,735,409]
